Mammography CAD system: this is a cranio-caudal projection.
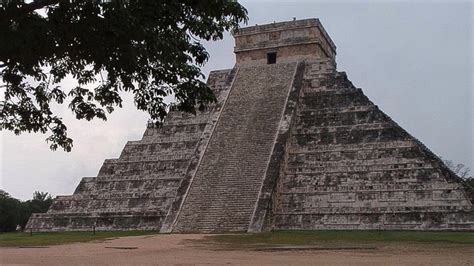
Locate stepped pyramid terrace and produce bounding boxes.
[27,18,473,232]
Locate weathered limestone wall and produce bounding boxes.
[172,62,298,233]
[26,18,473,233]
[235,43,326,66]
[26,69,235,231]
[247,62,306,232]
[160,69,238,233]
[234,18,336,66]
[271,59,473,230]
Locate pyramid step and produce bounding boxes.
[172,63,298,232]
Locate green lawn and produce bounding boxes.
[1,230,473,249]
[0,230,159,247]
[206,230,474,249]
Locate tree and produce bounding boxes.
[443,159,471,179]
[0,0,247,151]
[29,191,53,214]
[32,191,52,202]
[19,191,53,229]
[443,159,473,204]
[0,190,22,232]
[0,190,54,232]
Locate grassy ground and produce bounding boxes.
[205,230,474,249]
[1,230,473,249]
[0,230,159,247]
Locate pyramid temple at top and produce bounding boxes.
[27,18,473,232]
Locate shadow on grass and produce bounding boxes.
[203,230,474,250]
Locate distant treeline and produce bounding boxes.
[0,190,53,232]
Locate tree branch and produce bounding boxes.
[6,0,61,18]
[22,0,61,12]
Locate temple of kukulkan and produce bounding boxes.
[27,19,473,232]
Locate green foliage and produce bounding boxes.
[0,230,158,247]
[0,190,22,232]
[0,0,247,151]
[0,190,53,232]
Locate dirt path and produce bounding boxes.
[1,234,473,265]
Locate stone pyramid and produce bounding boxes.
[27,19,473,232]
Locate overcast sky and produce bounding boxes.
[1,1,472,200]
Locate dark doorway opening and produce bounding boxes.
[267,52,277,64]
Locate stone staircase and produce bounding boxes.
[26,69,235,231]
[172,63,298,233]
[26,17,474,232]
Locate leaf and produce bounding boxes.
[0,0,247,151]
